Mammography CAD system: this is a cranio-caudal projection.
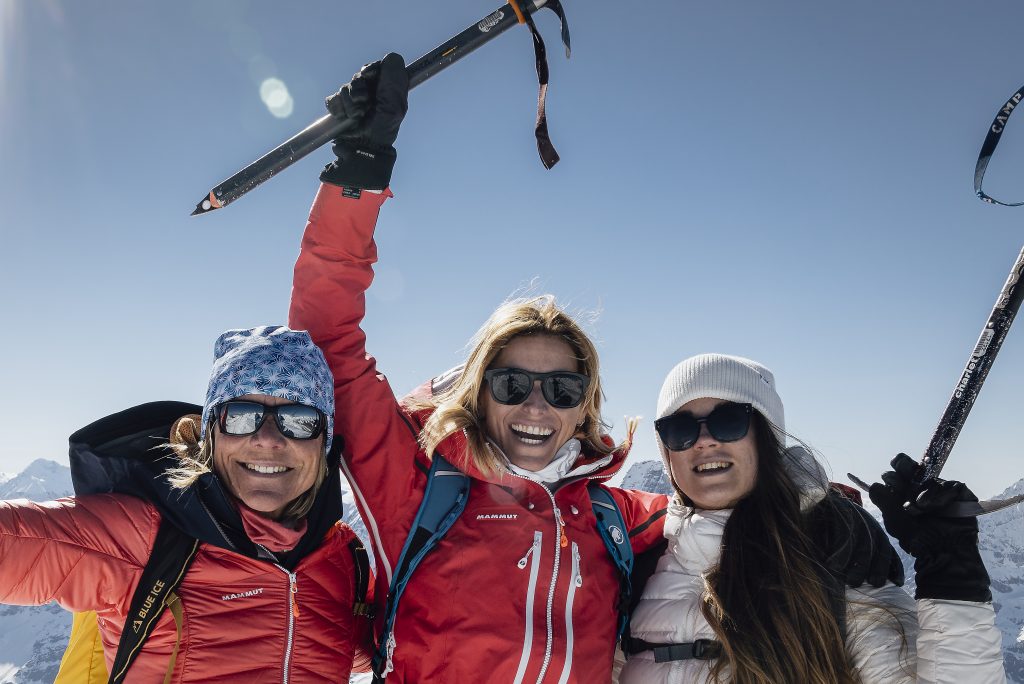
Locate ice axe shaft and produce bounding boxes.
[920,244,1024,481]
[193,0,557,215]
[848,244,1024,515]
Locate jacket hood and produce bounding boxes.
[68,401,344,570]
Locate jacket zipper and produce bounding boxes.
[556,542,582,684]
[512,531,544,684]
[504,471,570,684]
[537,486,562,684]
[273,567,298,684]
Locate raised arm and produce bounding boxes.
[0,494,157,614]
[288,54,421,578]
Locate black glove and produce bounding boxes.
[320,52,409,191]
[868,453,992,602]
[808,491,904,589]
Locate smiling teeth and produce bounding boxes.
[695,462,730,472]
[511,424,554,436]
[245,463,289,474]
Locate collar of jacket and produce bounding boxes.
[431,421,630,491]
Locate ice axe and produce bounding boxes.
[848,244,1024,516]
[192,0,569,216]
[849,85,1024,517]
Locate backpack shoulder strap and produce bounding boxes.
[587,482,635,640]
[372,454,470,681]
[348,538,374,618]
[108,518,201,684]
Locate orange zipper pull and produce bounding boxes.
[290,578,300,618]
[555,507,568,548]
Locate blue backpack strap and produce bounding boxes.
[372,454,470,681]
[588,482,635,641]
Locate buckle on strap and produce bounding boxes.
[652,639,722,663]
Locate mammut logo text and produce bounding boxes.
[992,93,1023,134]
[132,579,166,632]
[222,588,265,601]
[476,513,518,521]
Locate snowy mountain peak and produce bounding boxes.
[620,459,673,495]
[0,459,73,501]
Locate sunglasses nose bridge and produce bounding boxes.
[520,379,549,408]
[252,408,287,444]
[692,418,719,446]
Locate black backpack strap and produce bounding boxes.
[108,518,201,684]
[621,636,722,662]
[372,454,470,682]
[348,538,375,618]
[587,482,635,641]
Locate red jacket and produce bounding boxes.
[0,494,371,682]
[289,184,669,683]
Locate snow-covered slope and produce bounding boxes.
[975,479,1024,682]
[0,459,74,684]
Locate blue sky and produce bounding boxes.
[2,0,1023,497]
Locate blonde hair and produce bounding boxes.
[409,295,615,474]
[163,414,326,522]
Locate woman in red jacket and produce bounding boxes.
[0,325,372,682]
[291,54,903,683]
[289,55,669,683]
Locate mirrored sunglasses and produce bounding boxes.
[483,367,590,409]
[216,400,325,441]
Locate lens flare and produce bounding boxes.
[259,77,293,119]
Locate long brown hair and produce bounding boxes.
[700,412,858,684]
[408,295,614,474]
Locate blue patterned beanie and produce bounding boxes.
[200,326,335,451]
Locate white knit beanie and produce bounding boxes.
[656,354,832,510]
[656,353,785,443]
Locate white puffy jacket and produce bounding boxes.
[620,501,1005,683]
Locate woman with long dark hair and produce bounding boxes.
[621,353,1004,683]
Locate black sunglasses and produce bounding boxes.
[654,402,753,451]
[483,368,590,409]
[216,401,325,441]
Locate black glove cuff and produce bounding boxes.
[913,545,992,603]
[914,580,993,603]
[320,140,397,191]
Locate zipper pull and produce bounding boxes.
[517,540,538,569]
[289,573,300,618]
[574,544,583,588]
[554,507,568,548]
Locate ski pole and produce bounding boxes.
[919,244,1024,481]
[193,0,563,216]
